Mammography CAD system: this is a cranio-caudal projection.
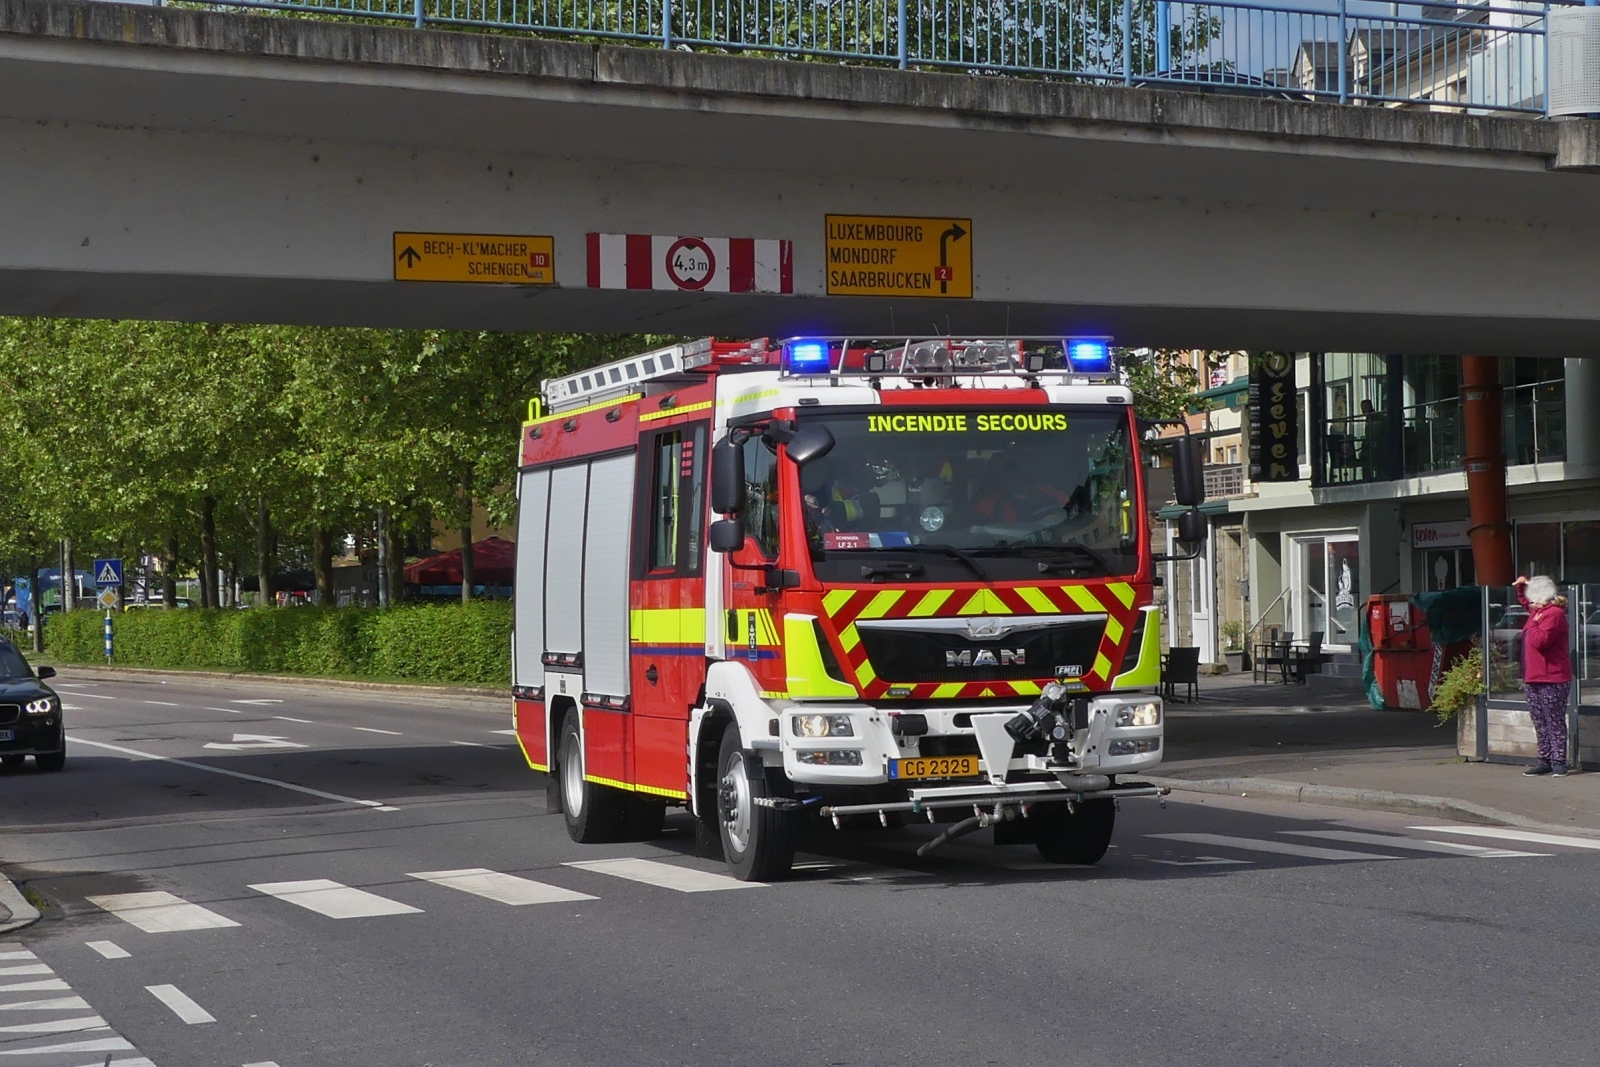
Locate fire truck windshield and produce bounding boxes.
[797,408,1140,583]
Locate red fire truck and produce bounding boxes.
[511,337,1204,880]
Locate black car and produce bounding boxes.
[0,639,64,771]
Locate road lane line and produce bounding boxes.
[1148,833,1399,862]
[85,941,130,960]
[87,892,239,933]
[409,869,597,905]
[490,729,517,736]
[0,996,90,1011]
[1409,826,1600,850]
[243,1062,284,1067]
[229,700,283,705]
[204,707,245,715]
[564,858,764,893]
[0,1015,108,1034]
[143,701,181,707]
[273,716,314,724]
[145,985,214,1025]
[1288,830,1548,858]
[67,736,395,810]
[249,880,422,918]
[449,740,491,748]
[56,692,117,700]
[351,727,401,736]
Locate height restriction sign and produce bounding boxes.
[824,215,972,298]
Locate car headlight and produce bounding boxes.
[792,713,854,738]
[24,697,55,716]
[1115,702,1161,728]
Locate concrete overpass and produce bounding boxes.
[3,0,1600,354]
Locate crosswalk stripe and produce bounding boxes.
[1287,830,1549,858]
[564,858,764,893]
[0,982,69,994]
[408,869,597,905]
[0,967,52,977]
[85,942,130,960]
[1148,833,1399,862]
[0,998,90,1012]
[86,892,240,933]
[249,879,422,918]
[145,985,214,1025]
[0,1036,132,1056]
[0,1016,107,1035]
[0,952,36,961]
[1409,826,1600,850]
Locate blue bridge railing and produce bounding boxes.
[178,0,1557,115]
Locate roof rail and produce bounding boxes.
[542,339,715,412]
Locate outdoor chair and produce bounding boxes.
[1286,632,1327,684]
[1253,632,1294,683]
[1161,646,1201,703]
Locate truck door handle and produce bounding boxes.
[645,665,659,685]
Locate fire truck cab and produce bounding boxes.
[512,337,1192,881]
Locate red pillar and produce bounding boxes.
[1461,356,1513,586]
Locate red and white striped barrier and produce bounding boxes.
[586,233,793,294]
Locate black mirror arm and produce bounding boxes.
[1152,546,1204,563]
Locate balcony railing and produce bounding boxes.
[1204,463,1245,498]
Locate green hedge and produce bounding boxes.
[45,601,513,688]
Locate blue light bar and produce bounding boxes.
[1066,337,1113,373]
[785,341,832,375]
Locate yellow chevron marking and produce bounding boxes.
[1063,586,1107,613]
[855,659,877,686]
[980,686,996,698]
[1104,616,1125,645]
[1016,586,1057,614]
[933,682,965,698]
[756,609,781,645]
[823,589,856,616]
[1107,582,1136,608]
[957,589,1013,615]
[1012,680,1042,697]
[907,588,953,617]
[839,623,862,654]
[858,589,906,620]
[1092,652,1113,678]
[638,399,714,423]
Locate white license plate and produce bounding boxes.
[0,731,14,742]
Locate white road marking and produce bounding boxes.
[249,879,422,919]
[449,740,490,748]
[202,734,306,751]
[85,941,130,960]
[60,705,83,711]
[229,699,283,705]
[0,1016,108,1034]
[1410,826,1600,850]
[0,980,68,993]
[143,701,181,707]
[374,806,402,812]
[1148,833,1399,862]
[564,858,764,893]
[0,1036,133,1055]
[243,1062,285,1067]
[87,892,240,933]
[0,951,35,961]
[0,996,90,1011]
[350,727,401,736]
[0,966,52,977]
[1288,830,1548,858]
[145,984,214,1025]
[1148,856,1252,867]
[57,692,116,700]
[67,736,395,810]
[204,707,245,715]
[273,716,314,724]
[490,729,517,736]
[409,868,597,905]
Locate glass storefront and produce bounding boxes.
[1290,533,1361,648]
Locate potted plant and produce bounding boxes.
[1221,621,1247,673]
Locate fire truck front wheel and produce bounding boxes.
[717,724,798,881]
[1032,798,1116,865]
[559,713,627,843]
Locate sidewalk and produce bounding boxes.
[1154,671,1600,834]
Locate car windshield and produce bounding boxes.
[797,408,1139,582]
[0,645,33,680]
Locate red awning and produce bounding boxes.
[403,536,516,586]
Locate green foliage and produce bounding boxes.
[1117,348,1207,421]
[1220,620,1244,651]
[1431,645,1519,724]
[47,603,513,687]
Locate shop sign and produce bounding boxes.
[1248,353,1297,482]
[1412,520,1471,549]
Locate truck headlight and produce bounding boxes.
[24,698,55,716]
[1115,702,1161,728]
[796,749,863,766]
[1108,738,1161,756]
[793,714,854,738]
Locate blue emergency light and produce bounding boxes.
[785,340,832,375]
[1066,337,1113,373]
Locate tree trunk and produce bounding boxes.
[312,526,336,606]
[163,532,179,607]
[28,556,42,654]
[62,538,74,613]
[200,496,218,609]
[385,519,405,604]
[256,495,275,606]
[459,523,475,604]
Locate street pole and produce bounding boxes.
[376,508,391,609]
[103,609,113,665]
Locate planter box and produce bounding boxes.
[1224,650,1247,674]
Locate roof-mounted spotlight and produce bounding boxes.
[864,351,888,374]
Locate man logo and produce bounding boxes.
[946,648,1025,667]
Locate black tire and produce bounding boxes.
[34,750,65,773]
[557,713,626,843]
[620,796,666,841]
[1034,799,1115,865]
[716,723,798,881]
[0,755,25,767]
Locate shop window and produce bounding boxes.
[1515,522,1561,581]
[1563,522,1600,584]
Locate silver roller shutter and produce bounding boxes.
[512,468,551,690]
[581,454,636,697]
[544,463,590,655]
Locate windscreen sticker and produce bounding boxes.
[823,531,913,550]
[865,413,1070,433]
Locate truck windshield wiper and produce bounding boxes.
[884,543,991,582]
[860,561,925,582]
[974,542,1112,575]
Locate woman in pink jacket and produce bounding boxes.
[1515,575,1572,777]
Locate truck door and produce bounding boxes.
[721,432,786,697]
[629,417,710,798]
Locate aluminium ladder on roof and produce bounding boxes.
[542,339,715,413]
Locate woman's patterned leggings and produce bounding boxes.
[1525,681,1571,766]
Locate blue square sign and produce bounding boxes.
[94,558,123,588]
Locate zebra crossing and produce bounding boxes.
[0,943,155,1066]
[69,824,1586,937]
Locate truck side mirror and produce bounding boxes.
[1176,509,1206,549]
[711,436,747,514]
[1173,436,1205,507]
[709,518,744,554]
[786,424,835,467]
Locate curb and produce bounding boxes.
[48,664,505,701]
[0,875,41,935]
[1145,774,1600,837]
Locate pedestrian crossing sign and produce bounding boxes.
[94,558,123,587]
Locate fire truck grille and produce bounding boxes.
[855,619,1106,683]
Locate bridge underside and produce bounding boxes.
[2,0,1600,355]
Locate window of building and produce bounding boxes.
[1516,521,1561,580]
[1503,358,1565,466]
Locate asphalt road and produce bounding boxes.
[1,670,1597,1067]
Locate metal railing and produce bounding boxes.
[1203,463,1244,498]
[170,0,1560,115]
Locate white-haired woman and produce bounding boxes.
[1514,575,1572,777]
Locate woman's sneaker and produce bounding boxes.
[1552,763,1570,777]
[1525,762,1553,776]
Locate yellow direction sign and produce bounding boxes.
[825,215,972,298]
[393,232,555,285]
